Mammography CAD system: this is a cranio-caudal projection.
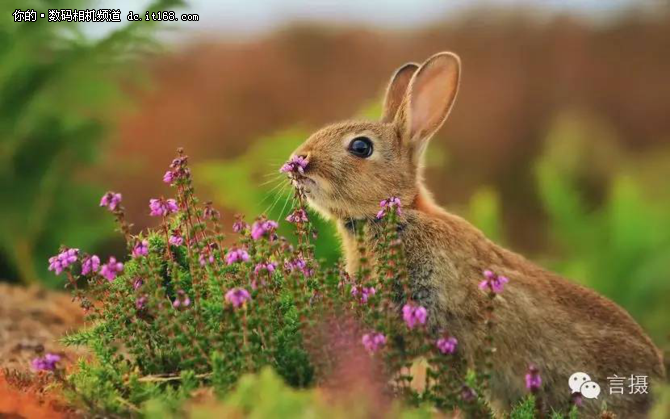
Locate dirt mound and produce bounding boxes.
[0,284,84,372]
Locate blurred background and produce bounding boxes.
[1,0,669,344]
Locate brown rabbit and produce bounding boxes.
[288,52,665,417]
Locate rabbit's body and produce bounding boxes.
[339,199,663,417]
[289,52,665,417]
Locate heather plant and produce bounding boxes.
[43,149,600,418]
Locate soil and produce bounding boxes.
[0,283,86,417]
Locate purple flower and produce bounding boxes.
[169,234,184,246]
[284,257,312,277]
[286,209,309,224]
[279,155,309,175]
[163,170,174,184]
[250,219,279,240]
[163,156,190,185]
[225,248,250,265]
[225,288,251,308]
[351,286,376,303]
[132,240,149,258]
[135,295,148,310]
[100,192,122,211]
[254,262,276,275]
[461,385,477,403]
[172,289,191,308]
[402,303,428,329]
[81,255,100,276]
[203,202,220,220]
[232,216,249,233]
[100,256,123,282]
[436,336,458,354]
[376,196,402,219]
[361,332,386,353]
[48,248,79,275]
[525,364,542,393]
[133,278,144,290]
[149,198,179,217]
[31,353,61,372]
[199,252,215,266]
[479,269,509,294]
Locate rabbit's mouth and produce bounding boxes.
[294,176,317,194]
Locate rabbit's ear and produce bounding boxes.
[381,63,419,123]
[398,52,460,158]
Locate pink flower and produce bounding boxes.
[286,209,309,224]
[48,248,79,275]
[225,288,251,308]
[250,219,278,240]
[376,196,402,219]
[31,353,61,372]
[81,255,100,276]
[203,202,220,219]
[199,252,215,266]
[351,286,376,303]
[402,303,428,329]
[169,234,183,246]
[525,364,542,393]
[479,269,509,294]
[232,215,249,233]
[163,170,174,184]
[132,240,149,258]
[100,256,123,282]
[135,295,148,310]
[436,336,458,354]
[149,198,179,217]
[172,289,191,309]
[133,278,143,290]
[100,192,122,211]
[279,155,309,175]
[361,332,386,353]
[225,248,250,265]
[254,262,276,275]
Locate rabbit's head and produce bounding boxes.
[290,52,460,220]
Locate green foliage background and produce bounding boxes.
[0,0,183,286]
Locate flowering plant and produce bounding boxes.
[44,149,587,418]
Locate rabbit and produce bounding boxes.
[287,52,665,417]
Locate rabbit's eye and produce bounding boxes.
[348,137,373,158]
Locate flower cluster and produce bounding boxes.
[525,364,542,393]
[225,248,250,265]
[279,155,308,176]
[232,215,249,233]
[286,208,309,224]
[251,219,279,240]
[81,255,100,275]
[100,192,122,211]
[100,256,123,282]
[376,196,402,219]
[254,262,276,275]
[436,336,458,355]
[173,289,191,309]
[351,285,376,304]
[163,155,190,186]
[149,198,179,217]
[479,269,509,294]
[225,288,251,308]
[132,240,149,258]
[169,231,184,246]
[361,332,386,353]
[402,303,428,329]
[31,353,61,372]
[48,248,79,275]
